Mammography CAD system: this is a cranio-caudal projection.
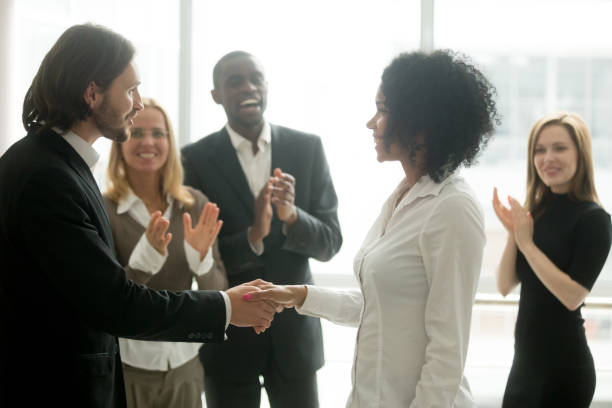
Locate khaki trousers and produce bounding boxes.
[122,356,204,408]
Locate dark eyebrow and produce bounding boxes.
[225,74,244,82]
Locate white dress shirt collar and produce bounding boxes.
[54,128,100,169]
[116,187,174,216]
[394,172,459,210]
[225,122,271,152]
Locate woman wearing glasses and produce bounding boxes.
[104,98,228,408]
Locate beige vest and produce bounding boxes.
[103,186,228,292]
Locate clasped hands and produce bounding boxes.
[225,280,308,334]
[492,187,534,251]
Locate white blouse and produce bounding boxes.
[298,174,485,407]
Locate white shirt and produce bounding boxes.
[116,190,221,371]
[226,123,272,254]
[60,130,99,169]
[298,174,485,407]
[226,122,272,197]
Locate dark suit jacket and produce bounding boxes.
[0,129,227,408]
[181,124,342,380]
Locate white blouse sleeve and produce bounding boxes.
[128,232,168,274]
[411,192,485,407]
[296,285,364,328]
[184,241,214,276]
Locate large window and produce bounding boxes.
[434,0,612,296]
[10,0,181,189]
[190,0,421,282]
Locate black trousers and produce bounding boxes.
[203,368,318,408]
[502,349,596,408]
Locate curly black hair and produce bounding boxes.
[381,50,500,182]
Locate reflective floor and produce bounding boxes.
[204,305,612,407]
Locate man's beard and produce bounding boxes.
[93,97,133,142]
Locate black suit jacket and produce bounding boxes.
[0,129,227,408]
[182,125,342,380]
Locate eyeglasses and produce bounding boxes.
[129,128,168,139]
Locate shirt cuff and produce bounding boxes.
[295,285,313,315]
[128,233,167,274]
[247,227,264,255]
[184,241,214,276]
[220,291,231,334]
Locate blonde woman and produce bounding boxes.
[493,113,611,407]
[105,98,228,408]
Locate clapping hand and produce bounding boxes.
[508,196,534,252]
[183,202,223,260]
[270,168,298,225]
[248,183,273,245]
[493,188,534,251]
[146,211,172,255]
[492,187,513,233]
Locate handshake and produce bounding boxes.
[225,279,308,334]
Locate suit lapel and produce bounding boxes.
[270,125,295,177]
[209,128,255,213]
[271,125,303,229]
[44,130,115,248]
[67,151,116,249]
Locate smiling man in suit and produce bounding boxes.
[0,26,276,408]
[181,51,342,408]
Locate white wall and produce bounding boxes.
[0,0,15,155]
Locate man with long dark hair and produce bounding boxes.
[0,24,276,408]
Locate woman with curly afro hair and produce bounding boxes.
[242,49,500,407]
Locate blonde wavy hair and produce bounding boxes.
[105,97,194,208]
[525,112,599,218]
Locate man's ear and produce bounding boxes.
[83,81,104,110]
[211,89,222,105]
